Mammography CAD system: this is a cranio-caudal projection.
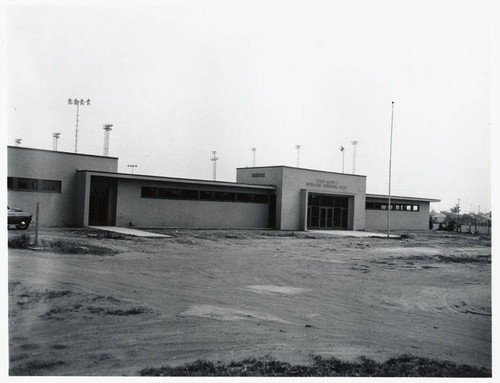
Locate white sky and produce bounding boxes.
[5,0,493,213]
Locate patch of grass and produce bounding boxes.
[8,234,32,249]
[9,353,30,362]
[50,344,69,350]
[10,359,65,376]
[42,239,118,255]
[87,306,149,316]
[86,230,128,240]
[139,355,491,377]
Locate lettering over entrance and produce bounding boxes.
[307,193,348,230]
[305,179,348,191]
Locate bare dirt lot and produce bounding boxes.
[8,229,491,376]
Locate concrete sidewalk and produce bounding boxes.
[308,230,400,238]
[89,226,172,238]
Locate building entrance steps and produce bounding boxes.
[308,230,400,238]
[89,226,173,238]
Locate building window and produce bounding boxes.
[141,185,270,204]
[141,187,157,198]
[366,201,420,212]
[199,191,213,200]
[17,178,38,191]
[41,180,62,193]
[252,173,265,178]
[8,177,62,193]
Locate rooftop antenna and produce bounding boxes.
[68,98,91,153]
[295,145,301,167]
[210,151,219,180]
[351,140,359,173]
[103,124,113,156]
[251,147,256,167]
[15,138,22,147]
[52,133,61,151]
[340,146,345,173]
[127,164,137,174]
[387,102,394,238]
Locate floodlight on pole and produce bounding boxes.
[210,151,219,181]
[251,147,256,167]
[68,98,91,153]
[387,102,394,238]
[295,145,301,167]
[351,141,359,174]
[103,124,113,156]
[127,164,137,174]
[15,138,22,147]
[340,146,345,173]
[52,133,61,151]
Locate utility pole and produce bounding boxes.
[211,151,219,181]
[251,147,256,167]
[127,164,137,174]
[387,102,394,238]
[52,133,61,151]
[68,98,91,153]
[351,141,359,174]
[295,145,301,167]
[457,199,461,232]
[340,146,345,173]
[103,124,113,156]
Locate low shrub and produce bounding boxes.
[139,355,491,377]
[8,234,32,249]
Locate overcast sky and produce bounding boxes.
[6,0,492,213]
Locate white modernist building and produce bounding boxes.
[8,146,439,231]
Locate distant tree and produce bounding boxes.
[450,204,460,215]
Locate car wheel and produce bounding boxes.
[16,220,30,230]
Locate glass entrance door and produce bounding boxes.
[307,193,349,230]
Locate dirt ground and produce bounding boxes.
[8,228,491,376]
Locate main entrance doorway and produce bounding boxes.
[89,176,117,226]
[307,193,348,230]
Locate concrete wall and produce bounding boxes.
[114,179,270,229]
[237,166,366,231]
[8,147,118,227]
[365,197,431,231]
[236,167,283,228]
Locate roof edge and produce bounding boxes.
[366,193,440,202]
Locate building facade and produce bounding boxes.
[8,146,439,231]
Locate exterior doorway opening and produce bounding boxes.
[89,176,117,226]
[307,193,348,230]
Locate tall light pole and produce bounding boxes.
[295,145,301,167]
[15,138,22,147]
[211,151,219,181]
[351,141,359,174]
[103,124,113,156]
[52,133,61,151]
[68,98,90,153]
[387,101,394,238]
[251,147,256,167]
[127,164,137,174]
[340,146,345,173]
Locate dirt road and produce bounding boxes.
[8,229,491,375]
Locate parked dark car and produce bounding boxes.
[8,206,33,230]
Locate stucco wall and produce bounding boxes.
[115,179,270,229]
[236,167,283,228]
[365,198,431,231]
[8,147,118,227]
